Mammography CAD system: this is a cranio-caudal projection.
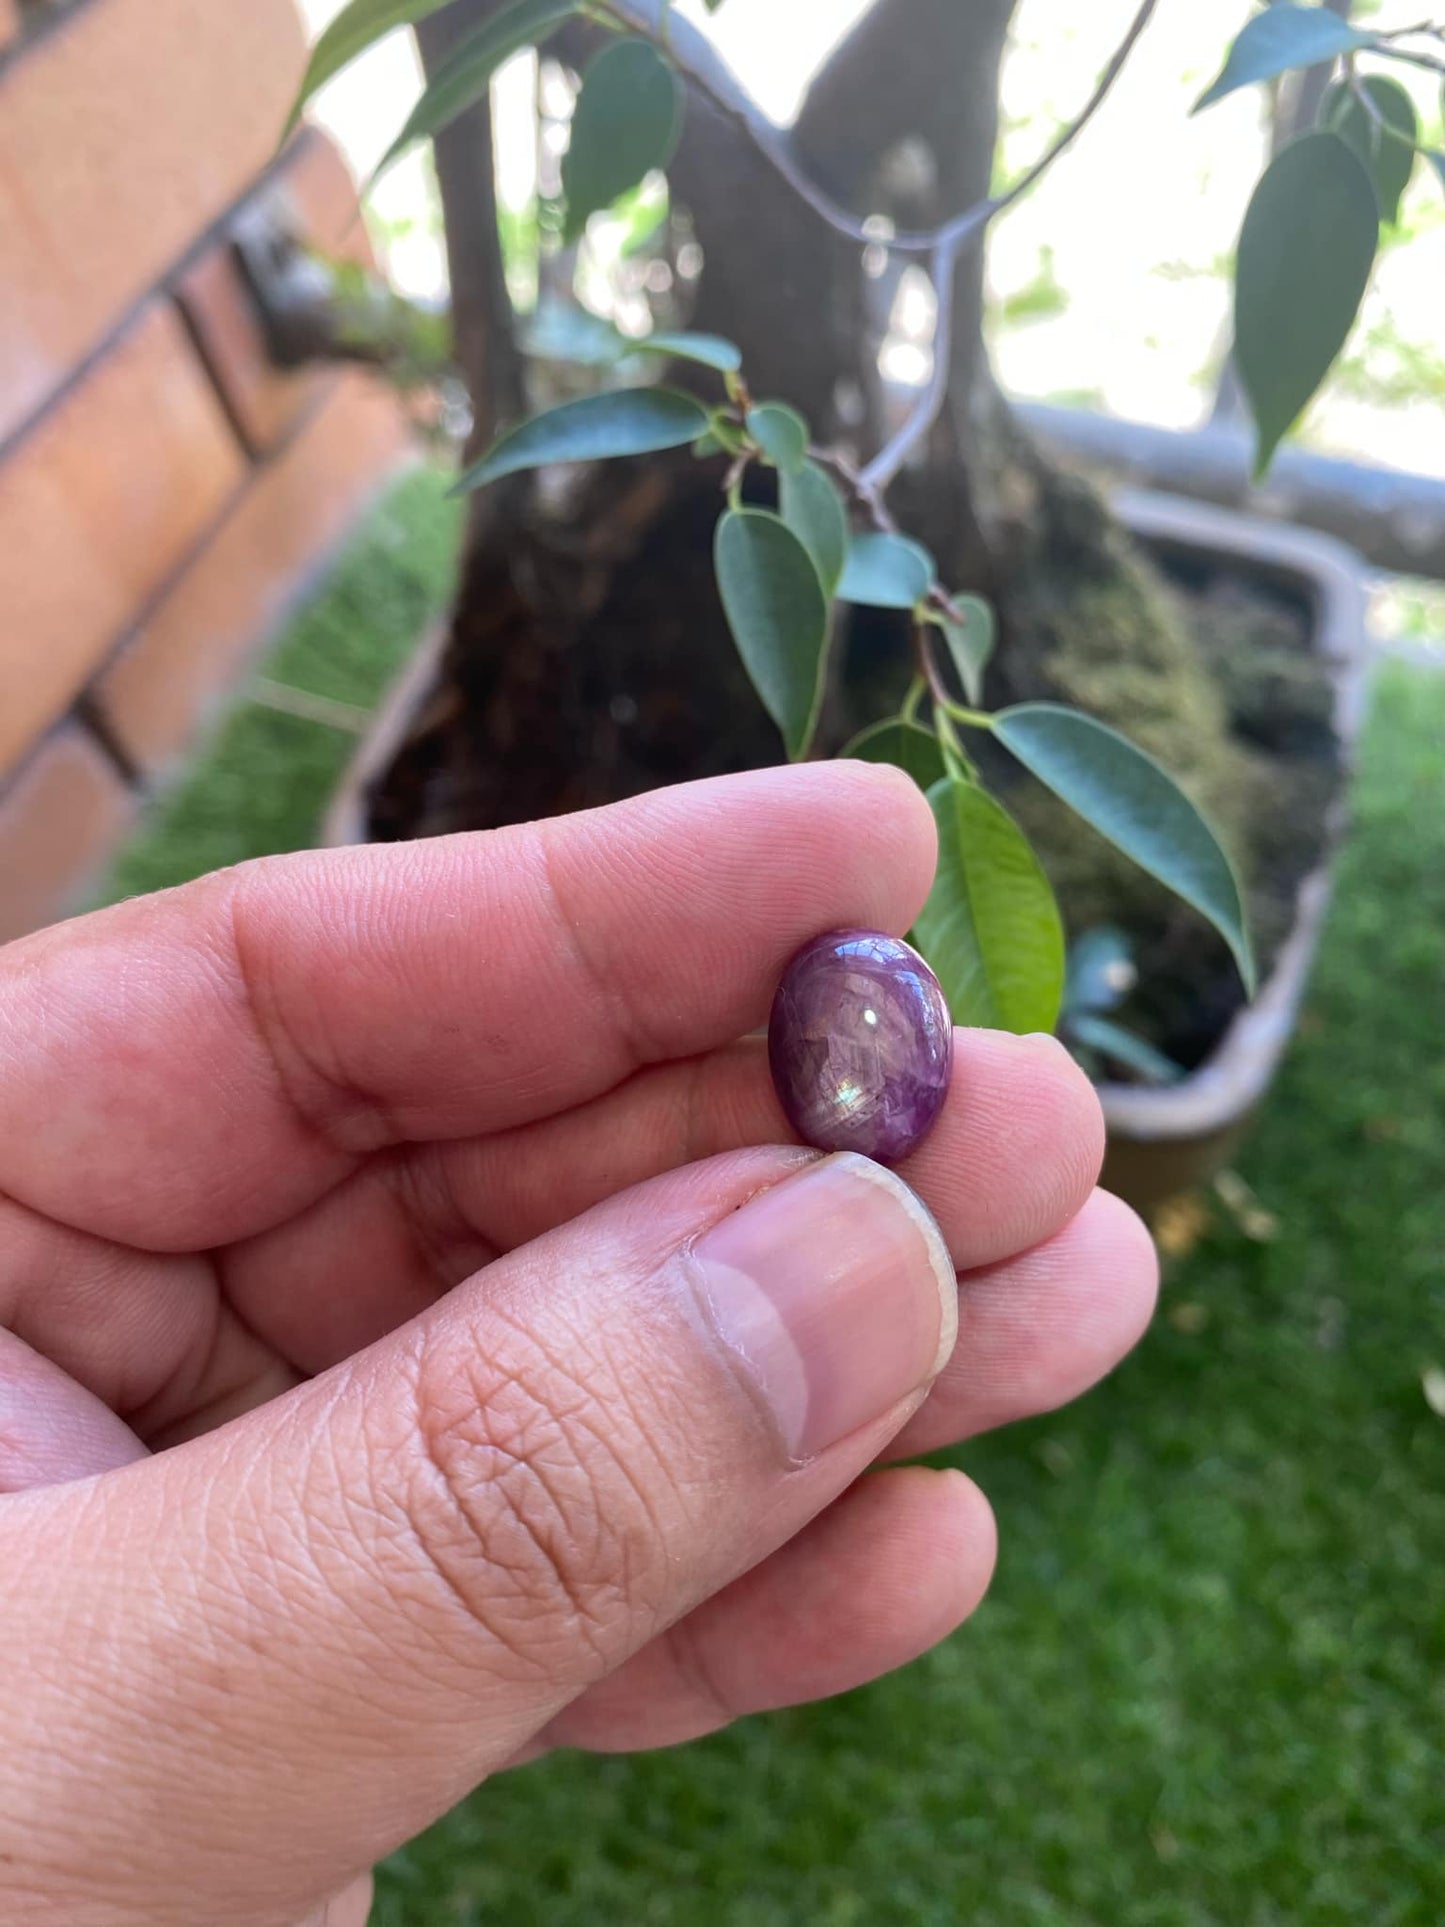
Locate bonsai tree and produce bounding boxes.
[290,0,1443,1062]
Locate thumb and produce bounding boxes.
[1,1148,956,1927]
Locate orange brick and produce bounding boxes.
[0,726,138,944]
[0,301,246,778]
[276,130,377,264]
[176,244,315,456]
[0,0,306,445]
[97,373,412,774]
[176,136,376,456]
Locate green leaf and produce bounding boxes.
[522,300,628,366]
[1064,925,1137,1016]
[1321,75,1420,225]
[933,595,995,705]
[524,309,740,377]
[562,39,684,243]
[1234,132,1378,475]
[1068,1014,1185,1087]
[746,403,809,476]
[286,0,459,131]
[1194,6,1377,114]
[641,332,742,374]
[779,461,849,597]
[371,0,579,182]
[841,718,946,794]
[1429,150,1445,192]
[836,532,935,610]
[455,387,710,491]
[992,702,1256,993]
[714,510,830,760]
[913,779,1066,1035]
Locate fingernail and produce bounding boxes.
[690,1153,957,1460]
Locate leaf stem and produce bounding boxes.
[914,621,955,716]
[723,449,750,508]
[901,675,928,726]
[1344,67,1429,152]
[933,707,974,783]
[941,699,995,732]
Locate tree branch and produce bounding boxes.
[1371,42,1445,73]
[599,0,878,244]
[859,0,1159,491]
[595,1,1158,502]
[603,0,1158,258]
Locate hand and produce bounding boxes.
[0,764,1156,1927]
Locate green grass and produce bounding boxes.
[101,511,1445,1922]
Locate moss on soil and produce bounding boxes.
[988,475,1344,1064]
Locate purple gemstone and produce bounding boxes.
[768,929,954,1162]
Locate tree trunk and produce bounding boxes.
[414,3,524,457]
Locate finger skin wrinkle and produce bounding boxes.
[654,1609,740,1740]
[225,873,400,1166]
[384,1149,500,1299]
[536,830,657,1071]
[0,1192,255,1437]
[397,1319,662,1687]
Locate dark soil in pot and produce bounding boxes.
[361,459,1345,1081]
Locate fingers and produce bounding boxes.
[0,1019,1110,1464]
[0,764,935,1251]
[450,1029,1104,1275]
[885,1186,1160,1460]
[0,1196,296,1449]
[0,1330,146,1492]
[532,1467,995,1756]
[222,1028,1105,1375]
[0,1149,956,1923]
[312,1877,374,1927]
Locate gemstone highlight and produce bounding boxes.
[768,929,954,1162]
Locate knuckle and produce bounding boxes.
[387,1319,674,1679]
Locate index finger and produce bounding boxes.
[0,763,936,1249]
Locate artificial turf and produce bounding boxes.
[100,479,1445,1924]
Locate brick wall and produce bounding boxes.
[0,0,415,941]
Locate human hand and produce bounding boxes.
[0,763,1156,1926]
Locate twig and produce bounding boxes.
[806,443,900,534]
[858,237,954,493]
[1365,17,1445,71]
[1372,18,1445,41]
[603,0,1159,259]
[861,0,1159,491]
[1344,66,1426,149]
[1372,44,1445,72]
[932,0,1160,259]
[598,0,878,246]
[914,621,956,715]
[627,0,1158,505]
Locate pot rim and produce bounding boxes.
[1095,487,1371,1143]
